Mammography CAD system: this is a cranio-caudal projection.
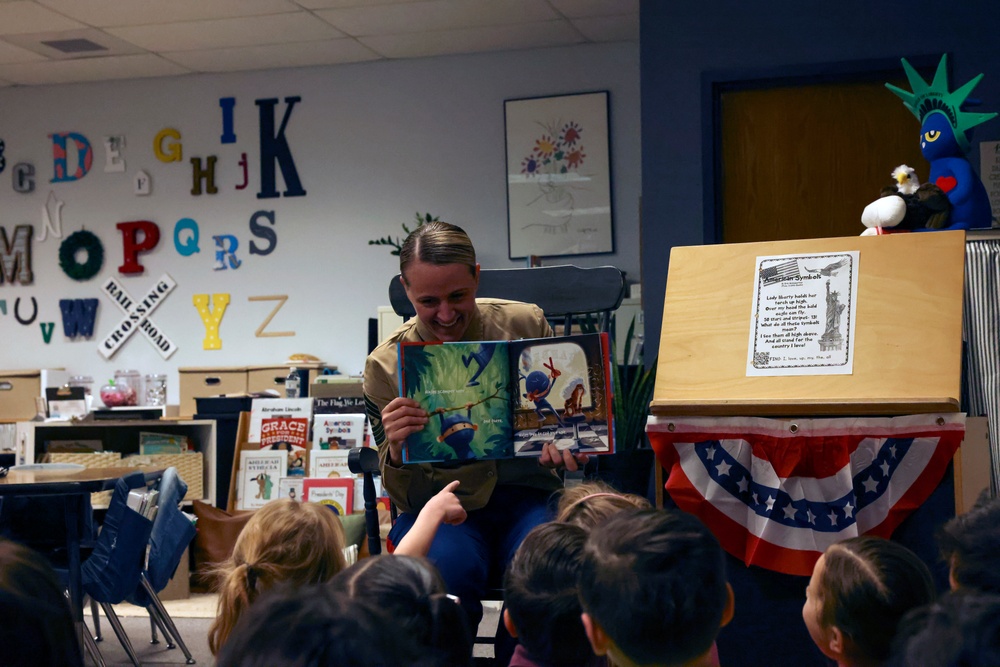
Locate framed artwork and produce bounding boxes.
[504,91,613,259]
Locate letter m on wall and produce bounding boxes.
[0,225,34,285]
[256,96,306,199]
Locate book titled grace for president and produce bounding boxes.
[398,332,615,463]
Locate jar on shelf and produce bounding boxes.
[100,379,136,407]
[109,370,141,406]
[68,375,94,397]
[144,373,167,406]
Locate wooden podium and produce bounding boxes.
[648,231,967,667]
[652,231,965,417]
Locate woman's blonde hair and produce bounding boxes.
[207,499,347,655]
[554,479,651,529]
[399,220,477,281]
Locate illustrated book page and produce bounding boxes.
[399,332,614,463]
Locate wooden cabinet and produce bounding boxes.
[15,419,217,505]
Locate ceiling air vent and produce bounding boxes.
[40,38,108,54]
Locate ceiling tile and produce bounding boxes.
[35,0,300,27]
[106,13,344,52]
[3,27,147,59]
[0,1,87,34]
[297,0,424,7]
[0,37,47,64]
[361,20,581,59]
[0,53,190,85]
[315,0,559,36]
[161,39,379,73]
[571,13,638,42]
[549,0,638,19]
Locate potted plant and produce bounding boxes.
[599,316,657,496]
[368,212,439,255]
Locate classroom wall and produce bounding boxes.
[640,1,1000,360]
[0,41,640,405]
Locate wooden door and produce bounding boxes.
[721,80,926,243]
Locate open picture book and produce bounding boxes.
[398,332,614,463]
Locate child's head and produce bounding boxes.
[887,590,1000,667]
[503,521,592,666]
[208,499,347,655]
[331,554,473,667]
[0,539,83,667]
[936,493,1000,593]
[555,479,651,529]
[578,508,733,667]
[802,536,936,666]
[216,582,415,667]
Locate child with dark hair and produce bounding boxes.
[216,582,420,667]
[0,538,84,667]
[802,536,937,667]
[936,493,1000,594]
[578,509,734,667]
[331,554,474,667]
[503,521,601,667]
[887,590,1000,667]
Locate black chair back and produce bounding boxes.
[389,264,627,335]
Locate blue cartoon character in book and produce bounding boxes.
[883,55,997,231]
[521,357,564,426]
[433,403,478,460]
[462,343,496,387]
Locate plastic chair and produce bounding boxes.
[124,466,197,664]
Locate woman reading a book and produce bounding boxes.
[364,220,587,636]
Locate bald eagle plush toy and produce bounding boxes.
[860,164,951,235]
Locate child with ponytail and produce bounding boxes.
[207,498,347,655]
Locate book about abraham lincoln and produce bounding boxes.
[398,332,614,463]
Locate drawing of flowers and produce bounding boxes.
[519,119,589,232]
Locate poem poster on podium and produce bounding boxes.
[747,251,859,377]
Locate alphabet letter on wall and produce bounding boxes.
[50,132,93,182]
[256,96,306,199]
[193,293,230,350]
[174,218,200,256]
[190,156,218,195]
[0,225,34,285]
[249,210,277,255]
[116,220,161,274]
[249,294,294,337]
[212,234,241,270]
[220,97,237,144]
[154,128,182,162]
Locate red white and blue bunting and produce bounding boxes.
[648,413,964,576]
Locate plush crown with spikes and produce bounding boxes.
[886,54,997,154]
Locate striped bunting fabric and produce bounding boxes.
[648,414,964,576]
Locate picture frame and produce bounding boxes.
[504,91,614,259]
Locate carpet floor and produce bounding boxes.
[84,595,501,666]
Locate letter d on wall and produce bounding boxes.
[50,132,93,183]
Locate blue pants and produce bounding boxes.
[388,484,554,627]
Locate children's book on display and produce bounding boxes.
[303,478,354,516]
[398,332,615,463]
[237,449,288,510]
[312,414,367,450]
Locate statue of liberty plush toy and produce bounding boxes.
[886,54,997,230]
